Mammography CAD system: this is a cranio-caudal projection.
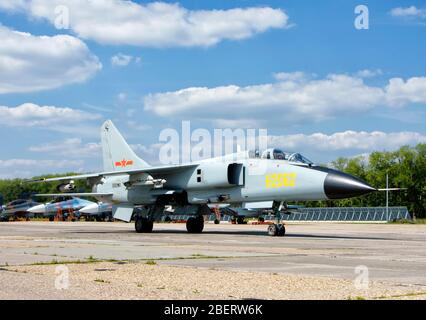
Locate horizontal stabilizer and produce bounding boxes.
[113,205,134,222]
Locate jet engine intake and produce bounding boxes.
[57,181,75,192]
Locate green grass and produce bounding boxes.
[388,219,426,224]
[94,279,110,284]
[347,296,366,300]
[375,291,426,299]
[18,254,267,267]
[87,255,98,262]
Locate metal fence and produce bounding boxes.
[269,207,411,222]
[167,207,410,222]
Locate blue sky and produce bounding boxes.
[0,0,425,178]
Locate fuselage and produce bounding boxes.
[94,156,375,206]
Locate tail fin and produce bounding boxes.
[101,120,150,172]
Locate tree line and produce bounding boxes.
[305,143,426,218]
[0,143,425,218]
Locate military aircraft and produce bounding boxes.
[28,197,96,221]
[79,202,113,221]
[1,199,40,221]
[31,120,376,236]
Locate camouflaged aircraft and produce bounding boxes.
[31,120,376,236]
[28,196,96,221]
[1,199,40,221]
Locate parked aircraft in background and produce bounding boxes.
[1,199,40,221]
[28,197,96,221]
[79,202,113,221]
[31,120,376,236]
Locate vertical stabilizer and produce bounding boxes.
[101,120,150,172]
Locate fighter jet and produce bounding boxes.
[1,199,40,221]
[28,196,96,221]
[31,120,376,236]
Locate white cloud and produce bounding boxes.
[0,103,102,134]
[126,121,151,131]
[111,53,136,67]
[29,138,101,158]
[273,71,310,82]
[0,159,84,170]
[131,143,164,165]
[390,6,426,18]
[0,0,289,47]
[144,73,426,123]
[355,69,383,78]
[0,25,101,94]
[385,77,426,106]
[0,159,85,179]
[268,131,426,152]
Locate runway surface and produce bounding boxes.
[0,221,425,299]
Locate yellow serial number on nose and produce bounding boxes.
[266,173,297,188]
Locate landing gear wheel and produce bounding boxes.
[214,219,220,225]
[268,224,277,236]
[267,224,286,237]
[186,216,204,233]
[135,217,154,233]
[237,217,245,224]
[277,224,286,237]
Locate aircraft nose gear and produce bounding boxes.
[135,217,154,233]
[186,215,204,233]
[267,201,287,237]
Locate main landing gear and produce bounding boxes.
[186,215,204,233]
[268,201,287,237]
[135,217,154,233]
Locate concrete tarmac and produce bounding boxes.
[0,221,425,299]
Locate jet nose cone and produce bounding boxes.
[27,204,46,214]
[79,203,98,215]
[324,170,376,200]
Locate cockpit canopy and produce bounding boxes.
[254,148,313,165]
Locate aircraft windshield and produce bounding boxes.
[288,153,313,165]
[50,196,72,204]
[257,149,313,165]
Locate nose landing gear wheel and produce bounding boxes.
[186,216,204,233]
[267,223,286,237]
[135,217,154,233]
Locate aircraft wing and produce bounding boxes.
[34,193,113,197]
[29,173,101,183]
[27,163,198,183]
